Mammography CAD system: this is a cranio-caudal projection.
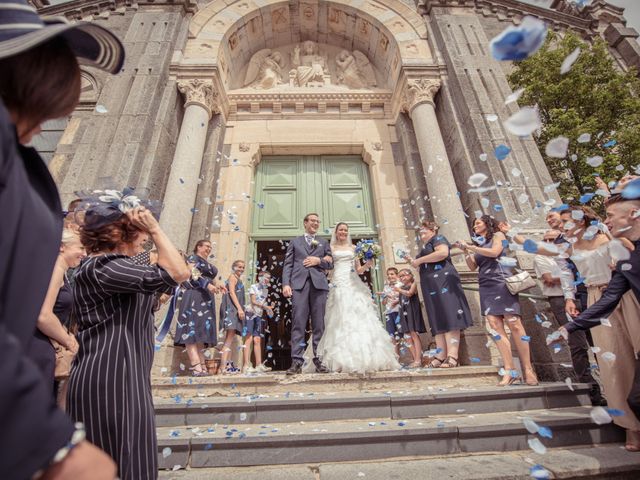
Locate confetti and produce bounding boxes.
[545,136,569,158]
[504,107,541,136]
[490,16,547,61]
[505,88,525,105]
[560,47,581,74]
[590,406,613,425]
[95,105,108,113]
[577,133,591,143]
[162,447,172,458]
[467,173,489,187]
[494,144,511,160]
[528,437,547,455]
[586,156,603,168]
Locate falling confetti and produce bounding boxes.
[495,145,512,160]
[489,16,547,61]
[577,133,591,143]
[528,437,547,455]
[545,136,569,158]
[468,173,489,187]
[560,47,581,74]
[504,107,541,136]
[505,88,525,105]
[590,406,613,425]
[586,156,603,168]
[95,105,108,113]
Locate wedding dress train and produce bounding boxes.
[303,249,400,373]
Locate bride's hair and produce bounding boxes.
[331,222,352,248]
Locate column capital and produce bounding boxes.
[177,79,220,119]
[402,77,441,114]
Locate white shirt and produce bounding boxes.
[246,283,268,316]
[383,282,402,313]
[533,255,568,298]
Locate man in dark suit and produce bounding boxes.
[282,213,333,374]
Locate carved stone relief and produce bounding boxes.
[240,41,381,90]
[402,77,441,112]
[177,79,220,117]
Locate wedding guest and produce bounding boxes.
[174,239,225,376]
[381,267,403,353]
[64,198,83,232]
[396,269,426,368]
[67,198,189,480]
[243,271,274,373]
[408,221,473,368]
[457,215,537,386]
[553,192,640,451]
[27,229,85,399]
[219,260,247,374]
[550,204,640,449]
[0,2,124,477]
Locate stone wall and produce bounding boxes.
[49,5,190,207]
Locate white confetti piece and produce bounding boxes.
[479,153,488,162]
[523,418,540,434]
[511,167,522,177]
[560,47,581,74]
[577,133,591,143]
[590,406,612,425]
[601,351,616,362]
[545,136,569,158]
[565,377,574,391]
[95,104,108,113]
[505,88,525,105]
[162,447,172,458]
[504,107,541,136]
[528,437,547,455]
[468,172,489,187]
[486,114,498,122]
[600,317,612,327]
[586,156,603,167]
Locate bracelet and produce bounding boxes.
[33,423,86,479]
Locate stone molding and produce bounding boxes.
[402,77,441,113]
[177,79,220,118]
[33,0,197,19]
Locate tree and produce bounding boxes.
[508,31,640,205]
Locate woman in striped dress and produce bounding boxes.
[67,196,190,480]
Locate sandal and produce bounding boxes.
[427,356,446,368]
[625,430,640,452]
[440,356,459,369]
[498,369,521,387]
[524,367,539,386]
[189,363,210,377]
[408,361,422,369]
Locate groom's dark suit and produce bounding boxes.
[282,235,332,363]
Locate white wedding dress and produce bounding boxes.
[304,248,400,373]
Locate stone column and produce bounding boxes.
[403,78,469,242]
[160,79,219,251]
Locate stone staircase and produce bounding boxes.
[153,367,639,479]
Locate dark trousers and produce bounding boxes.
[628,358,640,423]
[291,279,327,362]
[549,296,596,385]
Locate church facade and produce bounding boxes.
[34,0,640,372]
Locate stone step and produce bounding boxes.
[151,366,500,398]
[156,406,624,470]
[155,383,591,427]
[157,444,640,479]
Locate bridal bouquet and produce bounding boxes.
[355,239,382,261]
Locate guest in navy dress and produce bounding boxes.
[407,221,473,368]
[27,229,85,401]
[219,260,247,374]
[457,215,537,386]
[174,239,225,376]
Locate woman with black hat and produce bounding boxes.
[0,1,124,478]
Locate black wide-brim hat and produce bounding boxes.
[0,0,124,73]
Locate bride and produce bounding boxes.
[304,222,400,373]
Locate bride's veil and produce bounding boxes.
[330,222,353,249]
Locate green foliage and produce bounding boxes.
[508,31,640,204]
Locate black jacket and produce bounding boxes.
[565,240,640,333]
[0,99,75,478]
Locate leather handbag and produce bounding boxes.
[52,339,75,379]
[505,270,536,295]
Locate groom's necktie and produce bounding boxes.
[305,234,315,246]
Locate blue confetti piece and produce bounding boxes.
[523,239,538,254]
[606,408,625,417]
[573,275,585,286]
[510,370,520,378]
[579,193,594,204]
[239,432,247,439]
[621,178,640,200]
[257,202,265,209]
[530,464,550,479]
[603,139,617,148]
[538,426,553,439]
[492,334,502,341]
[535,314,542,324]
[398,421,407,427]
[490,17,547,61]
[470,357,481,363]
[204,443,213,450]
[493,204,503,212]
[494,144,511,160]
[225,431,233,437]
[521,335,531,342]
[552,204,570,212]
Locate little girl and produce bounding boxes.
[396,269,427,368]
[219,260,246,374]
[243,271,274,373]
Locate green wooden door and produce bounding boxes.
[251,155,376,239]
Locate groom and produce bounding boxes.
[282,213,333,375]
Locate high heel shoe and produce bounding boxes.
[189,363,210,377]
[497,369,520,386]
[524,368,539,386]
[625,430,640,452]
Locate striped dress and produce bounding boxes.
[67,254,177,480]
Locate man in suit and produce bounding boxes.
[282,213,333,374]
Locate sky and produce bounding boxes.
[519,0,640,31]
